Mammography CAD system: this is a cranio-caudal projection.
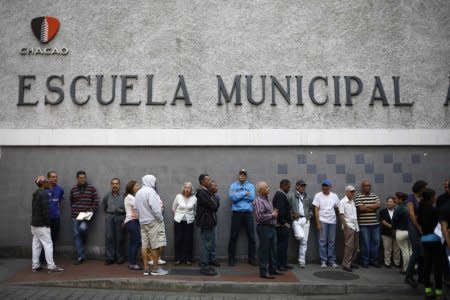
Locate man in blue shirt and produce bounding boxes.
[45,171,64,249]
[227,169,256,266]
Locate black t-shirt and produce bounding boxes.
[272,190,291,226]
[418,202,439,235]
[439,200,450,224]
[437,192,450,211]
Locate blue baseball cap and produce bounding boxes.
[321,179,332,186]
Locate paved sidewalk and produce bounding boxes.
[0,258,426,297]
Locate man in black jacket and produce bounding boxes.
[272,179,293,270]
[195,174,218,276]
[31,176,64,272]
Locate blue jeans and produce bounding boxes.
[319,222,336,264]
[200,229,214,268]
[406,221,424,280]
[126,220,141,265]
[209,226,217,262]
[71,219,88,260]
[359,225,380,266]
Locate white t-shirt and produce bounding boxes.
[124,194,138,224]
[312,191,340,224]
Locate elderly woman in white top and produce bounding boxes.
[172,182,197,265]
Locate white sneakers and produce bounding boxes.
[321,262,339,268]
[148,258,166,266]
[47,266,64,273]
[150,267,169,276]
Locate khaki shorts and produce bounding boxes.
[140,221,167,249]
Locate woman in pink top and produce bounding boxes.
[124,180,141,270]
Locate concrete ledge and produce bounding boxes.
[16,278,417,296]
[1,129,450,146]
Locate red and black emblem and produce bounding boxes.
[31,16,60,44]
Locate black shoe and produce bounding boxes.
[74,258,85,265]
[369,263,381,268]
[116,258,125,265]
[248,259,258,266]
[282,264,294,270]
[269,271,283,275]
[260,274,275,279]
[185,261,192,265]
[343,266,353,272]
[200,267,217,276]
[228,260,235,267]
[104,260,115,265]
[351,264,359,269]
[384,264,391,268]
[405,277,418,288]
[174,261,182,265]
[209,261,221,267]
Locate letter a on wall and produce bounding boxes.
[31,16,60,44]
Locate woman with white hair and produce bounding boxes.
[172,182,197,265]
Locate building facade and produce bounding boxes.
[0,0,449,262]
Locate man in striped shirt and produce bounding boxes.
[253,181,280,279]
[354,180,381,268]
[70,170,98,265]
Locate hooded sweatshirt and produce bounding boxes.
[135,175,163,225]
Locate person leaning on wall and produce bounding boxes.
[172,182,197,265]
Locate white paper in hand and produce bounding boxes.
[76,211,93,221]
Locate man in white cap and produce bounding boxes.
[135,174,168,276]
[339,185,360,272]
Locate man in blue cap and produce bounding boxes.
[312,179,340,268]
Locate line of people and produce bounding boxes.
[30,170,450,298]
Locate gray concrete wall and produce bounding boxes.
[0,0,449,130]
[0,146,448,262]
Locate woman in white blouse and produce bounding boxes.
[124,180,142,270]
[172,182,197,265]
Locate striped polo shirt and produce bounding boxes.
[354,192,380,225]
[70,184,99,219]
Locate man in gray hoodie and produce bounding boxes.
[135,175,168,276]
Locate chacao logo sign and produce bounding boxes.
[20,16,69,55]
[31,16,60,44]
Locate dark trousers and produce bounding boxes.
[422,242,445,290]
[276,225,290,268]
[40,218,60,263]
[257,224,278,276]
[228,211,256,263]
[125,220,141,265]
[174,220,194,262]
[105,214,125,261]
[406,222,424,280]
[200,228,214,268]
